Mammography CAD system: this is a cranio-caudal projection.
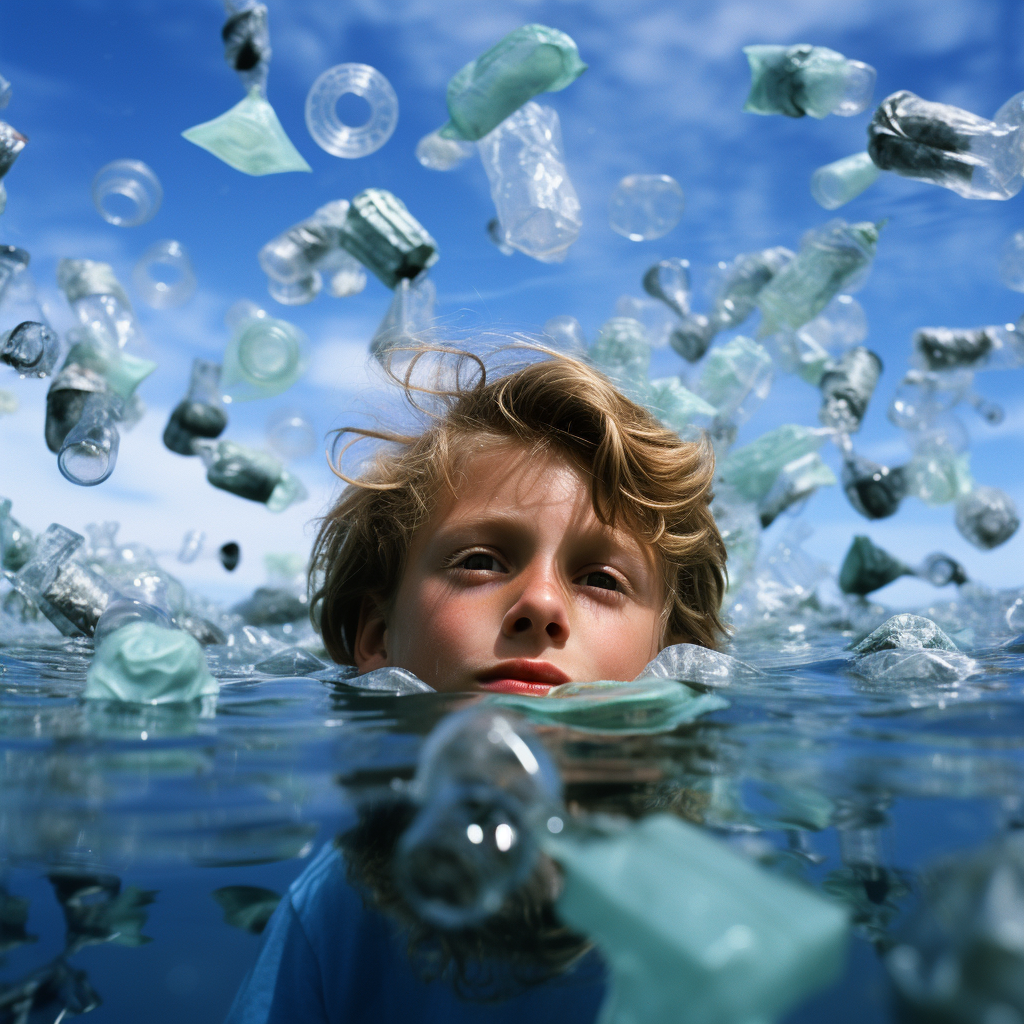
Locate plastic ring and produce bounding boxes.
[132,240,197,309]
[304,63,398,159]
[92,159,163,227]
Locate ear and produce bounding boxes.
[353,593,390,673]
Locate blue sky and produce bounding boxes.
[1,0,1022,605]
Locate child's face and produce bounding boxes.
[354,445,667,693]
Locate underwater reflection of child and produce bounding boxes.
[225,349,728,1023]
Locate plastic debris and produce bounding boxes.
[182,3,310,176]
[694,334,774,427]
[163,359,227,456]
[640,642,761,687]
[221,301,307,401]
[394,707,562,928]
[486,217,515,255]
[647,377,717,436]
[305,63,398,158]
[336,188,438,289]
[194,439,307,512]
[0,120,28,180]
[0,74,11,109]
[999,228,1024,292]
[589,316,650,395]
[58,392,122,486]
[851,614,958,655]
[838,536,913,595]
[477,102,581,263]
[369,276,436,362]
[818,346,882,432]
[757,219,882,336]
[1,320,60,377]
[913,324,1024,372]
[811,151,881,209]
[258,199,350,302]
[415,129,474,170]
[743,44,876,119]
[436,24,587,143]
[328,665,434,695]
[759,452,837,527]
[955,485,1020,550]
[91,160,162,227]
[132,240,196,309]
[541,315,587,356]
[0,244,30,305]
[719,424,826,503]
[177,529,205,564]
[0,498,35,572]
[231,587,307,626]
[57,258,142,354]
[265,408,316,461]
[842,451,906,520]
[608,173,685,241]
[867,90,1024,200]
[642,258,691,318]
[219,541,240,571]
[546,814,849,1024]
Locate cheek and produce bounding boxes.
[389,581,489,667]
[582,607,662,677]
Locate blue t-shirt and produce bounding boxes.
[225,843,607,1024]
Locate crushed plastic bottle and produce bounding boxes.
[867,90,1024,200]
[304,63,398,159]
[163,359,227,456]
[718,424,827,503]
[851,613,958,655]
[743,44,876,118]
[369,276,436,362]
[478,102,581,263]
[259,199,349,287]
[694,335,774,427]
[913,324,1024,372]
[91,160,163,227]
[0,320,60,377]
[646,377,717,436]
[757,219,882,336]
[842,451,907,520]
[337,188,439,289]
[955,485,1020,550]
[888,369,971,430]
[393,707,562,928]
[436,24,587,143]
[642,258,691,318]
[811,151,881,209]
[221,302,307,401]
[0,120,27,180]
[0,498,35,572]
[132,240,196,309]
[608,174,685,241]
[589,317,650,394]
[818,347,882,433]
[193,439,307,512]
[57,259,142,354]
[758,452,837,527]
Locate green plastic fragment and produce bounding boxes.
[743,44,849,119]
[718,423,825,502]
[337,188,439,289]
[695,335,773,423]
[545,814,849,1024]
[182,90,311,176]
[647,377,717,434]
[838,535,914,595]
[589,317,650,394]
[439,24,587,142]
[64,338,156,401]
[85,621,219,704]
[488,678,728,735]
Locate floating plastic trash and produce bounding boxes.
[86,619,218,705]
[194,439,307,512]
[955,485,1020,549]
[647,377,717,435]
[819,347,882,433]
[163,359,227,456]
[999,228,1024,292]
[57,258,141,354]
[177,529,204,565]
[641,642,761,688]
[1,320,60,377]
[852,613,958,655]
[811,151,881,209]
[913,324,1024,372]
[219,541,240,571]
[868,90,1024,200]
[843,452,906,520]
[265,408,316,461]
[0,74,11,109]
[541,314,587,356]
[546,814,849,1024]
[232,587,307,626]
[91,160,162,227]
[478,102,582,263]
[0,121,26,186]
[695,334,774,427]
[642,258,691,318]
[415,129,474,170]
[0,244,30,304]
[757,219,882,336]
[221,303,307,402]
[759,452,837,527]
[222,2,271,94]
[608,173,685,241]
[0,498,35,572]
[369,276,436,362]
[839,536,913,595]
[743,44,876,118]
[719,424,826,503]
[259,199,349,285]
[437,24,587,142]
[336,188,438,288]
[58,392,122,486]
[132,240,196,309]
[318,247,367,298]
[394,707,561,928]
[304,63,398,158]
[589,316,650,394]
[486,217,514,255]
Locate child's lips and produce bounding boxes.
[477,679,556,696]
[476,660,570,696]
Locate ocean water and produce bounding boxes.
[1,584,1022,1023]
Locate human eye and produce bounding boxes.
[455,551,506,573]
[576,570,621,592]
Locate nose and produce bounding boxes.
[501,568,570,644]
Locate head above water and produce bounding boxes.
[310,347,727,692]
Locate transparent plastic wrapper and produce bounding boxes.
[415,129,474,170]
[7,523,124,637]
[818,347,882,433]
[265,408,316,461]
[541,315,587,357]
[132,240,196,309]
[369,276,436,362]
[163,359,227,456]
[1,320,60,377]
[852,647,977,686]
[999,227,1024,292]
[393,707,562,928]
[304,63,398,158]
[718,423,826,503]
[842,452,906,520]
[867,90,1024,200]
[0,498,35,572]
[589,316,650,394]
[91,160,162,227]
[58,392,123,486]
[839,535,914,596]
[757,219,882,335]
[851,613,959,656]
[259,199,349,284]
[194,439,307,512]
[436,24,587,142]
[546,814,848,1024]
[477,102,581,263]
[955,485,1020,550]
[608,173,684,242]
[694,335,773,427]
[0,120,28,180]
[758,452,837,528]
[0,244,30,305]
[57,258,141,354]
[811,151,881,209]
[336,188,438,289]
[743,44,876,118]
[913,323,1024,372]
[642,258,691,318]
[221,303,307,401]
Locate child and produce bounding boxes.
[225,348,728,1023]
